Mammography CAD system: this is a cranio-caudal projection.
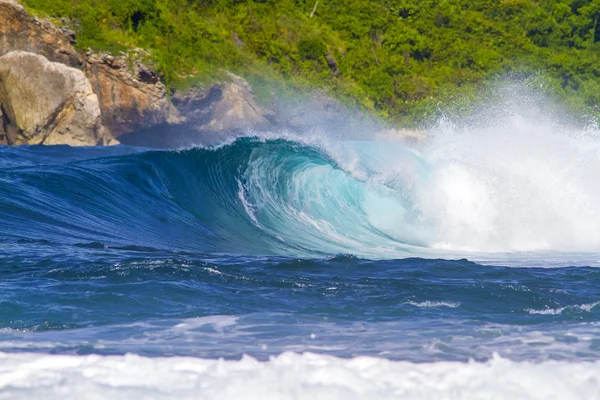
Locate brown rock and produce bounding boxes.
[0,51,105,145]
[85,52,170,137]
[0,0,82,67]
[0,0,172,142]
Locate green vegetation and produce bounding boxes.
[21,0,600,125]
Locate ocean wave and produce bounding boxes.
[0,137,429,258]
[3,118,600,259]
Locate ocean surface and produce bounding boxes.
[2,115,600,399]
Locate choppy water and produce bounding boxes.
[3,108,600,398]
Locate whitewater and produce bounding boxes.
[2,91,600,399]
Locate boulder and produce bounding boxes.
[0,51,105,145]
[0,0,274,145]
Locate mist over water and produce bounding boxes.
[225,86,600,258]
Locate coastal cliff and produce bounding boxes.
[0,0,272,146]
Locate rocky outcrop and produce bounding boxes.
[0,0,173,144]
[0,0,278,146]
[172,73,271,131]
[0,0,82,67]
[85,52,171,137]
[0,51,104,145]
[1,0,368,147]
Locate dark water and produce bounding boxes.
[2,140,600,363]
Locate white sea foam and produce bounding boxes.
[406,301,460,308]
[202,266,224,275]
[236,177,261,227]
[172,315,239,331]
[416,115,600,253]
[526,301,600,315]
[0,352,599,399]
[399,88,600,254]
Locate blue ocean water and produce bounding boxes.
[2,133,600,373]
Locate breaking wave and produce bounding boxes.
[3,109,600,259]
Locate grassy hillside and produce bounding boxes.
[20,0,600,125]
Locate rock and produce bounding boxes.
[208,73,270,131]
[171,73,270,132]
[0,0,82,67]
[326,53,339,76]
[171,86,219,125]
[0,0,272,145]
[85,52,171,137]
[0,107,8,144]
[0,0,299,146]
[0,0,172,142]
[134,60,159,84]
[0,51,105,145]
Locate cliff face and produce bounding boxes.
[85,52,171,138]
[0,0,272,146]
[0,0,82,67]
